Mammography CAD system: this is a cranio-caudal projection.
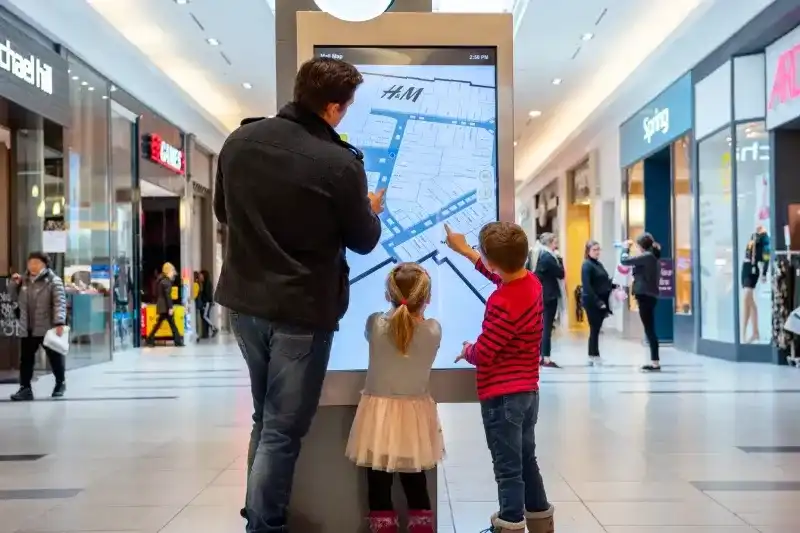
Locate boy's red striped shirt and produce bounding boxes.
[464,259,543,401]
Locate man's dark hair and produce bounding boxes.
[293,58,364,114]
[478,222,529,273]
[28,251,50,268]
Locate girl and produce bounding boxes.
[620,233,662,371]
[581,240,613,365]
[346,263,443,533]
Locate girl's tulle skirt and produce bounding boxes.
[346,394,444,472]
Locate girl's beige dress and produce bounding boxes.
[346,312,445,473]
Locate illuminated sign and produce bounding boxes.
[0,37,53,95]
[142,133,184,174]
[766,26,800,129]
[643,108,670,144]
[313,0,394,22]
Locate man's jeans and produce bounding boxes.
[230,312,333,533]
[480,391,550,524]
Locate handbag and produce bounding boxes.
[43,326,70,355]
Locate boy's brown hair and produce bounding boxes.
[478,222,529,273]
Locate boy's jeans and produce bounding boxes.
[231,312,333,533]
[480,391,550,524]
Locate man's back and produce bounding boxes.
[214,103,382,330]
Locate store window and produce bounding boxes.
[65,56,111,366]
[673,136,692,315]
[735,121,771,344]
[625,161,644,311]
[698,128,735,342]
[110,102,137,350]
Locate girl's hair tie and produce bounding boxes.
[400,299,407,306]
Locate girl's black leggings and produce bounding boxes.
[366,468,431,511]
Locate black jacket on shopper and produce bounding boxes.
[213,103,382,331]
[534,251,565,304]
[581,258,612,311]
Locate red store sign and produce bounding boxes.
[766,26,800,129]
[142,133,184,175]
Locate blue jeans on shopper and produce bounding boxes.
[481,391,550,525]
[230,312,333,533]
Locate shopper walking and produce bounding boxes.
[534,233,563,368]
[581,240,612,365]
[197,270,218,339]
[8,251,68,401]
[214,57,384,532]
[620,233,662,372]
[145,262,183,347]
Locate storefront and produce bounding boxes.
[619,73,693,348]
[766,24,800,365]
[0,6,215,377]
[687,0,800,364]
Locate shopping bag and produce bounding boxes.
[612,264,632,288]
[43,326,70,355]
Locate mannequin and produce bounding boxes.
[740,225,770,343]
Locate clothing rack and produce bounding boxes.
[774,252,800,367]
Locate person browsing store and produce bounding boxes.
[533,233,563,369]
[620,233,662,372]
[581,240,613,365]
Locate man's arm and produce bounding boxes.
[213,155,227,225]
[334,160,382,255]
[463,299,513,367]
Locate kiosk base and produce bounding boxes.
[289,405,437,533]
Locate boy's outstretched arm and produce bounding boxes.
[444,224,503,285]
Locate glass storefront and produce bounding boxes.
[673,136,693,315]
[109,102,137,350]
[697,128,735,343]
[734,121,771,344]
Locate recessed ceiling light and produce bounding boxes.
[514,141,518,146]
[552,78,562,86]
[110,85,117,92]
[102,95,109,100]
[528,110,542,118]
[174,0,189,4]
[81,81,88,86]
[88,86,95,91]
[581,32,594,41]
[71,75,79,81]
[242,82,253,89]
[206,38,220,46]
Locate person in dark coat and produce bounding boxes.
[620,232,662,371]
[197,270,218,340]
[145,262,183,347]
[214,57,385,528]
[534,232,563,368]
[581,240,613,364]
[7,251,68,401]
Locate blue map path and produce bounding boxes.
[361,109,496,260]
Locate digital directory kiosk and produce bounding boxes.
[290,11,514,532]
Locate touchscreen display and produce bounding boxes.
[314,46,499,370]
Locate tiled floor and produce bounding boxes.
[1,333,800,532]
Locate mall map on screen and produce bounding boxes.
[315,47,499,370]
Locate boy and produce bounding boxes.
[445,222,555,533]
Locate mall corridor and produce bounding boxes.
[0,336,799,533]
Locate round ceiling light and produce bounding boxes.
[314,0,395,22]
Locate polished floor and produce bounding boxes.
[1,333,799,532]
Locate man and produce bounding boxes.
[214,58,384,533]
